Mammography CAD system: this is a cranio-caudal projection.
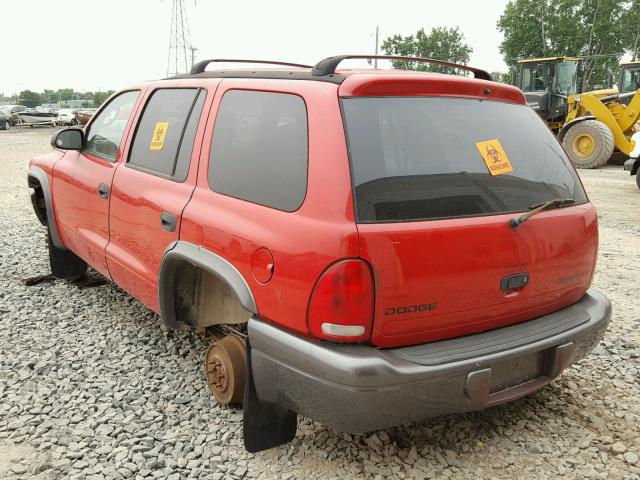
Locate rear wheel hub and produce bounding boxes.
[205,334,247,405]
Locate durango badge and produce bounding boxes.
[476,138,513,175]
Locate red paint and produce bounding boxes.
[358,204,598,348]
[339,72,526,104]
[252,248,275,284]
[29,69,597,349]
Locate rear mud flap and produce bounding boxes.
[243,339,297,453]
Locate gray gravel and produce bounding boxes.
[1,128,639,480]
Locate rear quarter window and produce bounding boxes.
[208,90,308,212]
[341,97,587,223]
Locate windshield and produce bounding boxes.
[341,97,587,223]
[621,67,640,93]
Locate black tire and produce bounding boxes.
[47,231,87,280]
[562,120,614,169]
[636,173,640,190]
[2,119,9,130]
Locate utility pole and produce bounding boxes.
[374,26,379,68]
[189,46,198,69]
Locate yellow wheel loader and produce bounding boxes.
[515,57,640,169]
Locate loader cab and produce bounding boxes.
[619,61,640,94]
[517,57,580,125]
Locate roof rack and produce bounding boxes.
[190,59,312,75]
[311,55,492,81]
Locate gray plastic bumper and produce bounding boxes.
[248,290,611,433]
[624,157,639,174]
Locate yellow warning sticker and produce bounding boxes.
[475,138,513,176]
[150,122,169,151]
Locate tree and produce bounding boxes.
[491,71,514,84]
[381,27,472,74]
[92,90,114,108]
[57,88,75,101]
[622,0,640,60]
[497,0,625,90]
[18,90,41,108]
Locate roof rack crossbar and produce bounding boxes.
[190,59,312,75]
[311,55,492,81]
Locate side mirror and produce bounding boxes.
[51,128,84,150]
[510,66,517,86]
[607,68,614,89]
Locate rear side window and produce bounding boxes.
[342,97,588,223]
[128,88,205,180]
[209,90,308,211]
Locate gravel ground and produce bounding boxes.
[0,127,639,480]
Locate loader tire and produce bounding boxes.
[636,172,640,190]
[562,120,614,169]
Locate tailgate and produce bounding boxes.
[341,95,595,348]
[358,205,597,348]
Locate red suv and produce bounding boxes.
[28,55,611,452]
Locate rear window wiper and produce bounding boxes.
[509,198,576,228]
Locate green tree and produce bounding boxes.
[18,90,41,108]
[491,71,514,84]
[498,0,625,90]
[622,0,640,60]
[381,26,472,74]
[92,90,114,108]
[56,88,75,101]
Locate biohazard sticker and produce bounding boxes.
[150,122,169,151]
[475,139,513,176]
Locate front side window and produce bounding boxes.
[128,88,205,179]
[85,91,139,161]
[342,97,587,223]
[520,64,547,92]
[209,90,308,211]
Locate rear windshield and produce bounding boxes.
[341,97,587,223]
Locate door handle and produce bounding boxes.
[160,212,177,232]
[97,183,109,199]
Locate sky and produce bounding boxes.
[0,0,510,95]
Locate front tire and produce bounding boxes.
[47,231,87,280]
[3,120,10,130]
[636,173,640,190]
[562,120,614,169]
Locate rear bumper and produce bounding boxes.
[248,290,611,433]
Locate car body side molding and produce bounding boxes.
[158,241,258,328]
[27,165,66,250]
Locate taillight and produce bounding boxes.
[308,259,374,343]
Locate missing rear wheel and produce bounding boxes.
[205,334,247,405]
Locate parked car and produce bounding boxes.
[0,104,26,124]
[74,108,97,125]
[28,55,611,453]
[56,108,78,126]
[0,109,11,129]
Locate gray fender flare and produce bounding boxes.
[27,166,66,250]
[158,241,257,328]
[557,116,597,143]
